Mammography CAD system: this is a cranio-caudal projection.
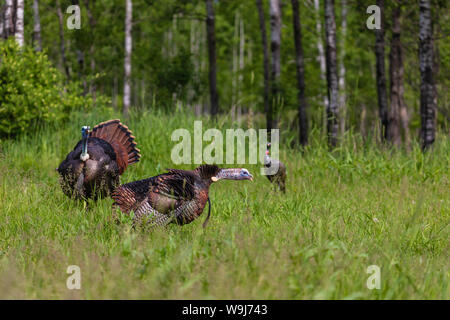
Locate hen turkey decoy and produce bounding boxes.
[264,143,286,192]
[58,119,141,200]
[112,164,253,229]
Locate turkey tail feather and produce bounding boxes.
[90,119,141,174]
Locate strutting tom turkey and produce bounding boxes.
[58,119,141,200]
[112,165,253,229]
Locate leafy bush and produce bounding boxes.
[0,39,108,137]
[155,48,194,108]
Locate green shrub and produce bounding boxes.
[0,39,108,138]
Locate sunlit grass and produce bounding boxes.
[0,110,448,299]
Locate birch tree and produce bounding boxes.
[419,0,437,150]
[33,0,42,51]
[238,15,245,123]
[14,0,24,47]
[256,0,270,129]
[338,0,347,134]
[324,0,339,147]
[314,0,328,123]
[269,0,282,131]
[232,12,238,121]
[206,0,219,117]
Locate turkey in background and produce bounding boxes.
[264,143,286,192]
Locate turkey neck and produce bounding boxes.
[215,168,240,180]
[81,137,88,156]
[264,153,271,167]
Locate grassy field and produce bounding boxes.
[0,110,448,299]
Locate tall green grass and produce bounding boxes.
[0,110,448,299]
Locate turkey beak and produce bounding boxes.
[249,174,253,181]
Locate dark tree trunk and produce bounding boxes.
[389,3,409,147]
[206,0,219,117]
[256,0,270,130]
[291,0,308,146]
[269,0,282,132]
[84,0,97,102]
[56,0,70,79]
[338,0,347,134]
[71,0,86,95]
[324,0,339,147]
[419,0,436,151]
[33,0,42,51]
[77,50,87,95]
[375,0,389,142]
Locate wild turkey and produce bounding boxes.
[57,119,141,200]
[264,143,286,192]
[112,164,253,229]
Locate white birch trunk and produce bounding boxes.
[324,0,340,147]
[314,0,328,132]
[33,0,42,51]
[15,0,25,47]
[232,12,239,121]
[269,0,282,130]
[419,0,436,150]
[238,16,245,123]
[339,0,347,134]
[123,0,132,117]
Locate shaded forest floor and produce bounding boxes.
[0,110,448,299]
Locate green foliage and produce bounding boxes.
[155,48,194,106]
[21,0,448,135]
[0,39,107,138]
